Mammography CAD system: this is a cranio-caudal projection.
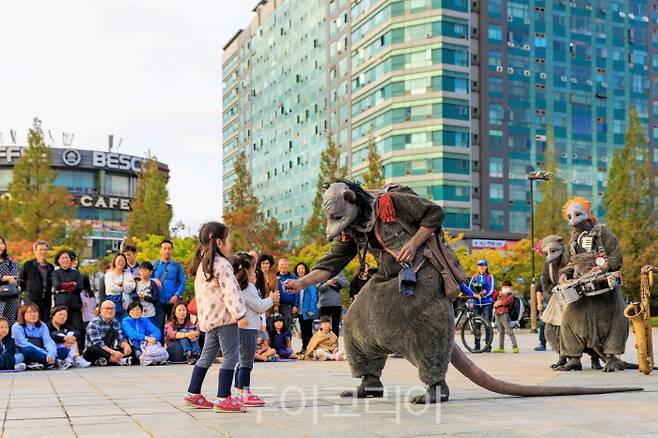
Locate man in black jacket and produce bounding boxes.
[18,240,54,322]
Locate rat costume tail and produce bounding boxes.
[450,345,642,396]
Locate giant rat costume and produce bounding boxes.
[556,197,628,372]
[284,183,640,402]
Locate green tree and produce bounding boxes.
[127,157,172,240]
[302,134,347,244]
[223,152,287,256]
[603,107,658,298]
[534,125,569,240]
[0,118,79,245]
[362,136,385,189]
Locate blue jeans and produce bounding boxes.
[20,345,50,365]
[15,352,24,365]
[178,329,201,355]
[56,347,70,361]
[155,301,172,334]
[187,324,240,398]
[107,294,125,321]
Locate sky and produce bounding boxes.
[0,0,254,236]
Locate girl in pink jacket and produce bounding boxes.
[184,222,248,413]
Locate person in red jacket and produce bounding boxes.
[493,280,519,353]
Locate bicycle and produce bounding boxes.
[454,296,493,354]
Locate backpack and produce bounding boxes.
[508,296,523,322]
[139,342,169,366]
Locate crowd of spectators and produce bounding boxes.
[0,235,375,373]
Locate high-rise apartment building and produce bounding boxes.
[222,0,656,246]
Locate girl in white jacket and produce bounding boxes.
[231,252,280,407]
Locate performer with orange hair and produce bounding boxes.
[555,197,628,372]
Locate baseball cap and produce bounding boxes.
[477,259,488,266]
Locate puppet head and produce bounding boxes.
[322,181,373,241]
[562,197,596,228]
[541,235,564,263]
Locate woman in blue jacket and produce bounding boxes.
[11,303,59,369]
[294,263,318,355]
[122,301,161,362]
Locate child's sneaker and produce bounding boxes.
[74,357,92,368]
[512,347,520,354]
[493,348,505,353]
[119,357,133,366]
[95,358,108,367]
[27,362,44,370]
[240,390,265,407]
[184,393,213,409]
[56,359,72,370]
[14,363,26,372]
[213,396,246,413]
[266,355,279,362]
[186,352,198,365]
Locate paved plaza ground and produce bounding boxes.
[1,330,657,437]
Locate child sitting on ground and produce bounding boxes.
[0,317,25,371]
[304,316,346,361]
[254,329,278,362]
[267,314,298,359]
[493,280,519,354]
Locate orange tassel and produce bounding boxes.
[378,194,397,223]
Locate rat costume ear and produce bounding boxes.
[343,189,356,203]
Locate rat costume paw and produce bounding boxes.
[339,375,384,398]
[410,381,449,404]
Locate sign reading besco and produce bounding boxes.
[92,151,141,172]
[0,146,144,173]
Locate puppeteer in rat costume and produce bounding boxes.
[555,197,628,372]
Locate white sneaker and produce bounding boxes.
[118,357,132,366]
[74,357,91,368]
[57,359,72,370]
[27,362,44,370]
[14,363,26,372]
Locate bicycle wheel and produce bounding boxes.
[460,316,493,354]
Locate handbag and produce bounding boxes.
[0,283,19,299]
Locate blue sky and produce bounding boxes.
[0,0,253,236]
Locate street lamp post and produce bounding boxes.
[527,170,551,333]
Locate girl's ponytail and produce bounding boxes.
[231,252,254,290]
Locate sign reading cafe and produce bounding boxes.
[79,195,131,211]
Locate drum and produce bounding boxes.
[552,283,581,306]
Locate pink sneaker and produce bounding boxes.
[213,396,246,413]
[240,390,266,407]
[184,393,213,409]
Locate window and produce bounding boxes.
[489,183,504,202]
[489,104,504,125]
[105,174,130,197]
[488,25,502,43]
[489,209,504,231]
[0,169,12,190]
[56,171,97,194]
[489,157,503,178]
[510,211,529,233]
[488,50,502,71]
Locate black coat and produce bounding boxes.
[18,259,54,306]
[52,268,83,310]
[0,335,16,370]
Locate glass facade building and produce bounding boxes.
[222,0,657,244]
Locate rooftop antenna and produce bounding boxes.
[48,130,56,147]
[108,134,114,152]
[63,132,75,148]
[116,137,123,152]
[0,132,4,146]
[10,129,17,144]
